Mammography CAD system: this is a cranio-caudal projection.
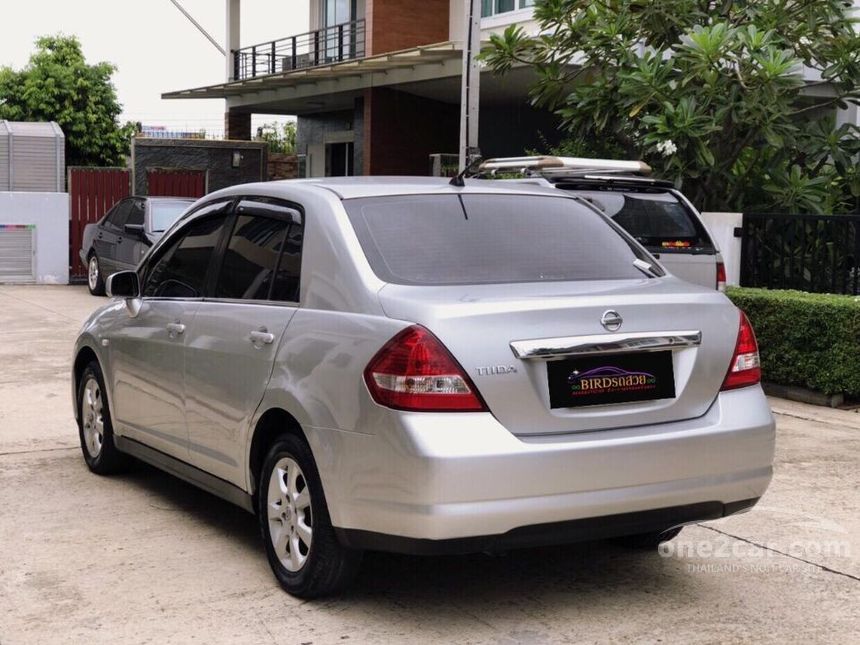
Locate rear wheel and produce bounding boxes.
[87,254,105,296]
[614,526,683,549]
[258,434,362,598]
[77,361,128,474]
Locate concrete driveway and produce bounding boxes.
[0,285,858,644]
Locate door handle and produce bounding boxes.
[166,322,186,336]
[249,330,275,345]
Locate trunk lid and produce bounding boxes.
[378,277,739,436]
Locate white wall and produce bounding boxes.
[700,212,742,286]
[0,192,69,284]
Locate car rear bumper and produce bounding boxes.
[310,386,775,551]
[335,498,760,555]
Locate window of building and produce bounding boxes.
[482,0,533,18]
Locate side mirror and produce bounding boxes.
[106,270,141,299]
[124,222,145,236]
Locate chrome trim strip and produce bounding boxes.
[510,331,702,360]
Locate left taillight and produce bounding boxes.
[721,311,761,391]
[363,325,488,412]
[716,261,727,292]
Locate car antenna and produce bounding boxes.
[449,150,483,187]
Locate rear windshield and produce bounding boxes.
[559,188,713,253]
[343,194,660,286]
[151,201,192,233]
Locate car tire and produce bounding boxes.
[77,361,129,475]
[87,253,106,296]
[614,526,683,549]
[258,434,362,598]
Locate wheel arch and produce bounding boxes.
[72,345,100,422]
[248,407,308,503]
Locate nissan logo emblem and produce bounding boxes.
[601,310,623,332]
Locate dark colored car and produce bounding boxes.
[80,197,194,295]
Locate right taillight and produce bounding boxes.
[363,325,488,412]
[721,311,761,391]
[716,261,727,292]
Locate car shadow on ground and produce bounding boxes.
[121,460,694,608]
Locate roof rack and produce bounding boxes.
[477,155,652,178]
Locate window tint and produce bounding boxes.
[126,200,146,227]
[143,214,230,298]
[344,194,655,286]
[214,199,303,302]
[566,189,713,252]
[271,224,302,302]
[215,216,290,300]
[104,200,133,229]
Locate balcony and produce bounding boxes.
[232,20,367,81]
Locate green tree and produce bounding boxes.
[482,0,860,213]
[256,120,297,154]
[0,34,134,167]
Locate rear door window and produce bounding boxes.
[564,189,714,253]
[213,198,304,302]
[344,194,658,286]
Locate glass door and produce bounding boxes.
[321,0,357,61]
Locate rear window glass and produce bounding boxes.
[564,189,713,252]
[151,201,192,232]
[344,194,658,286]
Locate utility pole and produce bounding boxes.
[458,0,482,172]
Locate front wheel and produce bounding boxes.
[258,435,362,598]
[87,254,105,296]
[77,361,128,474]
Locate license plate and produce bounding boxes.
[547,351,676,409]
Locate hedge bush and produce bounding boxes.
[726,287,860,397]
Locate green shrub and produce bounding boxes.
[726,287,860,397]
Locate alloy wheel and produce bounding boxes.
[81,378,104,458]
[88,256,99,291]
[267,457,313,572]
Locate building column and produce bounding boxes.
[225,110,251,140]
[226,0,241,81]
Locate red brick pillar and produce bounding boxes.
[225,111,252,141]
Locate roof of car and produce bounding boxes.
[222,176,565,200]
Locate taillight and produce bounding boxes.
[364,325,487,412]
[716,261,727,292]
[721,311,761,391]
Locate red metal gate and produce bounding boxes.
[68,167,130,280]
[147,169,207,198]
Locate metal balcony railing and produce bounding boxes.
[232,19,367,80]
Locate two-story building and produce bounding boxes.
[163,0,559,177]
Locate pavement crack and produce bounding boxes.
[0,446,78,457]
[771,408,860,431]
[701,525,860,583]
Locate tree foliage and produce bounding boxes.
[482,0,860,213]
[256,121,297,154]
[0,34,134,167]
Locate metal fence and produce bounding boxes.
[740,212,860,295]
[233,20,367,80]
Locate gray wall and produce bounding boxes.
[131,138,268,195]
[478,105,563,158]
[0,192,69,284]
[296,103,362,176]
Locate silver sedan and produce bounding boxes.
[71,178,775,597]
